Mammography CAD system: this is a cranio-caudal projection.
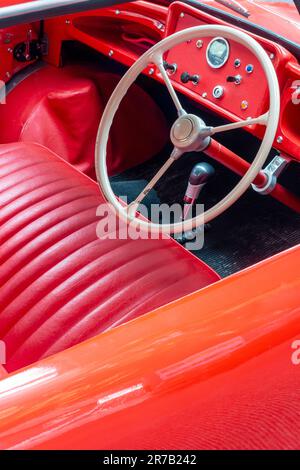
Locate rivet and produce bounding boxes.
[108,50,114,57]
[148,68,155,75]
[180,12,185,18]
[276,135,283,144]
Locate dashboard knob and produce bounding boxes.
[180,72,200,85]
[212,85,224,99]
[226,74,242,84]
[163,60,177,74]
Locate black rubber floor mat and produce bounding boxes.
[194,191,300,277]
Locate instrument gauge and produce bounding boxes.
[206,37,230,69]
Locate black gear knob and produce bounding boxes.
[188,162,215,185]
[184,162,215,204]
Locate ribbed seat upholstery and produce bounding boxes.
[0,142,219,372]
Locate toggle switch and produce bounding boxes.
[226,74,242,84]
[163,60,177,74]
[180,71,200,85]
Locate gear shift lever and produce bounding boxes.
[176,162,215,246]
[183,162,215,219]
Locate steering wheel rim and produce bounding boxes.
[95,25,280,235]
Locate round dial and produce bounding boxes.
[206,37,230,69]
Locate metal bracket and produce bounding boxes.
[252,155,289,195]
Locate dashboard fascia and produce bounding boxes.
[163,2,295,149]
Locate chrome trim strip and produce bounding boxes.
[0,0,86,20]
[0,0,131,27]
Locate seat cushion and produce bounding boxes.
[0,143,219,372]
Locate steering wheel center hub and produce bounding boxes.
[172,117,194,141]
[170,114,210,151]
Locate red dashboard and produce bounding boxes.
[163,2,298,156]
[1,1,300,161]
[164,3,283,121]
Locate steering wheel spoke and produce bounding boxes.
[152,53,186,117]
[204,112,269,138]
[127,147,182,218]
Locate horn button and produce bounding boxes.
[170,114,210,152]
[172,117,194,141]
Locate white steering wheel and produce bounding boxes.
[95,25,280,234]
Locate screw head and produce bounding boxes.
[180,12,185,18]
[108,50,114,57]
[276,135,283,144]
[148,68,155,75]
[202,92,207,98]
[115,9,120,14]
[196,40,203,49]
[65,19,70,24]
